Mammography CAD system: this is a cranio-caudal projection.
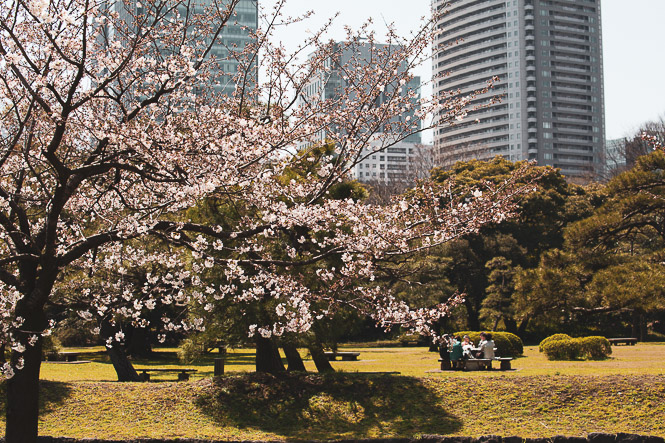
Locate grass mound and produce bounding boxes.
[196,372,461,439]
[0,372,663,440]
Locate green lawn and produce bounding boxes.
[3,343,664,440]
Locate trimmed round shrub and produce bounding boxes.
[578,336,612,360]
[539,333,573,353]
[541,337,581,360]
[453,331,523,357]
[540,335,612,361]
[502,332,524,356]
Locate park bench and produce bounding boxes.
[45,351,79,362]
[608,337,637,346]
[494,357,513,370]
[138,368,197,381]
[324,351,360,361]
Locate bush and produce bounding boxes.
[539,335,612,361]
[578,336,612,360]
[538,333,572,353]
[541,338,581,360]
[397,333,429,346]
[502,332,524,356]
[453,331,523,357]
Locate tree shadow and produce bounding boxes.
[195,372,462,439]
[0,380,74,415]
[39,380,74,414]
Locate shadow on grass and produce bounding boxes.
[39,381,74,414]
[195,372,462,440]
[0,380,74,416]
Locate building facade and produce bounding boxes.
[432,0,605,179]
[352,140,434,183]
[108,0,258,98]
[299,42,424,184]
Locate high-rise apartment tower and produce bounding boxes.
[432,0,605,179]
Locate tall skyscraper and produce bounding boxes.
[432,0,605,180]
[207,0,258,97]
[107,0,258,98]
[299,41,424,184]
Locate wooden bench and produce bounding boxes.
[45,352,79,362]
[608,337,637,346]
[138,368,197,381]
[324,351,360,361]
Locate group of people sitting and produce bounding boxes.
[439,332,496,369]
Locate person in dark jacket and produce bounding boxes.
[450,336,464,369]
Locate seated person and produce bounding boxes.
[474,332,487,358]
[438,334,452,368]
[461,335,474,359]
[449,336,464,369]
[479,332,495,359]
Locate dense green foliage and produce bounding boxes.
[422,152,665,342]
[429,157,593,337]
[516,151,665,340]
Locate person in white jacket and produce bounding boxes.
[479,332,495,359]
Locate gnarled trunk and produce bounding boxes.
[255,337,285,374]
[308,344,334,373]
[100,320,142,382]
[106,345,142,382]
[283,343,306,372]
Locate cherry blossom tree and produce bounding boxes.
[0,0,536,440]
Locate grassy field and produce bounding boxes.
[2,343,664,440]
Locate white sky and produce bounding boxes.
[264,0,665,142]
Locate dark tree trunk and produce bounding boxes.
[125,326,152,358]
[255,337,285,374]
[504,318,518,335]
[5,299,48,443]
[517,317,530,338]
[464,299,480,331]
[6,337,42,443]
[100,319,142,382]
[631,310,646,341]
[105,345,143,382]
[283,343,306,372]
[308,344,334,373]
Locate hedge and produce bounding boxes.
[453,331,523,357]
[539,334,612,361]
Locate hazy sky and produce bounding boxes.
[264,1,665,142]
